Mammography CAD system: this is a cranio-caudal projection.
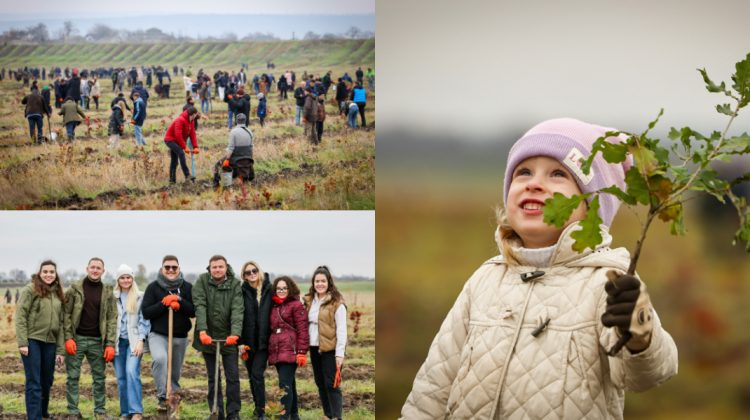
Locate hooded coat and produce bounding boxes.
[164,110,198,150]
[401,222,678,419]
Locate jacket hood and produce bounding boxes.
[493,221,630,271]
[203,263,237,282]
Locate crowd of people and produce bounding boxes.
[16,63,372,185]
[16,257,349,420]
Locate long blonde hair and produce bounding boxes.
[495,206,522,266]
[116,277,141,314]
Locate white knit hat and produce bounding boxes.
[116,264,134,280]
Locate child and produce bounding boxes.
[257,93,267,127]
[108,101,126,149]
[401,118,678,419]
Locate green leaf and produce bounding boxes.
[642,108,664,137]
[698,67,728,94]
[731,53,750,108]
[669,204,687,236]
[625,167,651,205]
[543,193,587,228]
[724,133,750,153]
[692,169,729,203]
[629,144,659,174]
[716,103,735,116]
[571,195,604,253]
[581,131,624,175]
[601,142,629,163]
[733,208,750,251]
[600,185,637,205]
[648,175,673,202]
[658,202,682,223]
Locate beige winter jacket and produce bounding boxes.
[401,222,678,419]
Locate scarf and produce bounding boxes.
[157,271,185,292]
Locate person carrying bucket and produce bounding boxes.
[141,255,196,414]
[212,113,254,188]
[193,255,244,420]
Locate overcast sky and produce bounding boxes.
[2,0,374,16]
[0,211,374,278]
[377,0,750,139]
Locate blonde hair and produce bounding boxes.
[495,206,522,266]
[241,261,265,304]
[116,277,141,314]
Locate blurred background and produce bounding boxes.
[376,0,750,418]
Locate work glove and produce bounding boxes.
[333,365,342,389]
[192,148,199,155]
[240,345,251,361]
[225,335,239,346]
[169,301,180,311]
[184,148,191,155]
[65,339,77,356]
[103,346,115,362]
[130,119,136,125]
[85,116,90,125]
[222,159,230,168]
[161,295,179,306]
[199,331,213,345]
[601,271,654,354]
[296,354,307,368]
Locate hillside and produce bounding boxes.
[0,38,375,69]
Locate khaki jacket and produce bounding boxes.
[401,222,678,419]
[15,284,65,354]
[63,278,118,348]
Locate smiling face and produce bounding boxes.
[506,156,587,248]
[118,275,133,291]
[276,280,289,299]
[40,264,56,285]
[86,259,104,281]
[210,259,227,280]
[243,264,259,285]
[314,274,329,296]
[162,260,180,280]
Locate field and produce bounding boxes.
[0,281,375,419]
[0,40,375,209]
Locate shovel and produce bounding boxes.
[166,307,174,418]
[210,339,227,420]
[189,139,196,178]
[46,114,53,143]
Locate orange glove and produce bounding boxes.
[296,354,307,368]
[240,345,251,361]
[85,116,90,125]
[103,346,115,362]
[184,148,191,155]
[130,119,136,125]
[222,159,230,168]
[333,366,341,388]
[169,301,180,311]
[227,94,233,100]
[225,335,239,346]
[161,295,179,306]
[199,331,212,345]
[192,148,199,155]
[65,339,77,356]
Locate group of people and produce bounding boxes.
[16,256,349,420]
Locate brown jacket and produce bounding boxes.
[304,293,344,352]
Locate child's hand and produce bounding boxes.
[601,271,654,353]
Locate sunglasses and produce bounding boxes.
[244,268,259,276]
[163,265,179,272]
[276,287,288,292]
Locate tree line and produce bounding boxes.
[0,20,374,44]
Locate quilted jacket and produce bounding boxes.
[401,222,678,419]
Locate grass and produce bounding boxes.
[0,283,374,419]
[0,65,374,209]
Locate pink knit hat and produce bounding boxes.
[503,118,633,226]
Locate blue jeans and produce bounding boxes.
[295,106,303,125]
[21,339,57,420]
[27,115,43,142]
[348,107,359,128]
[134,125,146,146]
[227,109,234,128]
[114,338,143,416]
[65,121,80,140]
[201,99,209,113]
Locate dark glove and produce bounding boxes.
[601,271,654,354]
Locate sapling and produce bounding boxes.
[543,52,750,354]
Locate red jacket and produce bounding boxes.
[268,297,309,365]
[164,110,198,150]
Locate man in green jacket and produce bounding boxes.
[64,257,117,420]
[193,255,244,420]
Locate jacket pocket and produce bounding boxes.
[447,326,478,416]
[562,330,596,416]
